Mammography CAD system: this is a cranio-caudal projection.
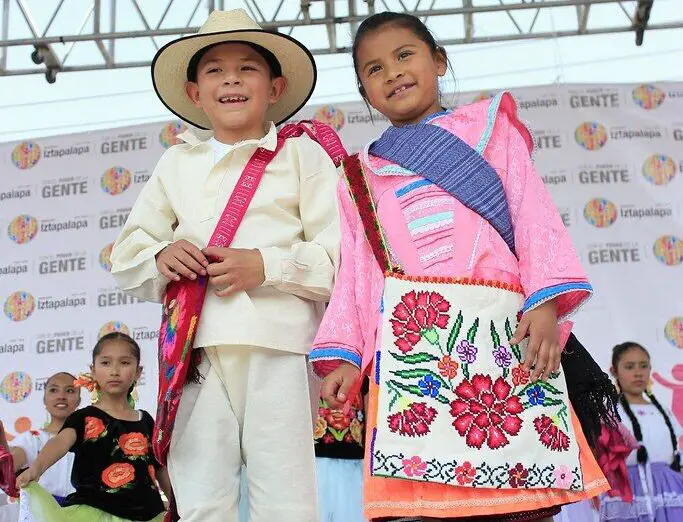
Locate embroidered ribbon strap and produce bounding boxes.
[342,153,393,273]
[280,120,348,167]
[369,122,516,256]
[0,427,18,498]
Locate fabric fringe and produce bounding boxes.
[561,333,620,448]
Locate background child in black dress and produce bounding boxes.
[16,333,172,522]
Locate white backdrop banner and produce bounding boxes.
[1,83,682,447]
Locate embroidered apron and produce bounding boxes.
[342,149,584,492]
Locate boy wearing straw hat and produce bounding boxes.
[111,9,341,522]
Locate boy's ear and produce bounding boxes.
[268,76,288,105]
[185,81,202,107]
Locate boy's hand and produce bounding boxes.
[321,363,361,410]
[203,247,265,297]
[16,467,40,489]
[156,240,208,282]
[510,299,560,382]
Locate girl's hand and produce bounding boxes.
[321,363,361,410]
[510,299,560,382]
[155,240,208,282]
[16,467,40,489]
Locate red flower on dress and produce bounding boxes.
[387,402,438,437]
[438,355,459,379]
[391,291,450,353]
[533,415,570,452]
[322,433,335,444]
[84,417,106,440]
[454,461,477,485]
[512,365,530,386]
[325,410,352,431]
[119,432,148,457]
[450,374,523,449]
[102,462,135,489]
[508,463,528,488]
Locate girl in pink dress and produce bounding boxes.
[310,11,609,522]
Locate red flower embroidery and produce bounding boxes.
[450,374,523,449]
[454,461,477,485]
[512,365,530,386]
[438,355,459,379]
[84,417,106,440]
[391,291,450,353]
[119,432,148,457]
[322,433,335,444]
[533,415,570,452]
[402,456,427,478]
[102,462,135,489]
[508,463,528,488]
[388,402,437,437]
[325,410,352,431]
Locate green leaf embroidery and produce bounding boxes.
[502,367,509,379]
[328,427,349,442]
[389,351,439,364]
[490,321,501,348]
[388,380,425,399]
[435,394,450,405]
[536,381,563,395]
[462,363,470,380]
[446,311,464,355]
[390,368,449,389]
[548,370,561,379]
[466,318,479,344]
[505,318,522,362]
[388,389,399,411]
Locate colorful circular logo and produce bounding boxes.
[11,142,41,169]
[575,122,608,151]
[0,372,32,403]
[313,105,345,131]
[159,121,187,148]
[101,166,131,195]
[653,235,683,266]
[3,291,35,322]
[642,154,676,186]
[632,84,665,110]
[583,198,618,228]
[7,214,38,244]
[98,321,130,339]
[99,243,114,271]
[473,92,495,103]
[665,317,683,349]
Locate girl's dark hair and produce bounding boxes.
[612,341,681,471]
[93,332,141,404]
[93,332,141,364]
[45,372,77,390]
[351,12,452,114]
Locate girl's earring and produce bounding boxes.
[43,412,50,430]
[90,383,100,404]
[131,382,139,405]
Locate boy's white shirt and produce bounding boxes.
[110,122,341,354]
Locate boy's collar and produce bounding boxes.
[178,122,278,151]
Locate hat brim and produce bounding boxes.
[152,29,316,129]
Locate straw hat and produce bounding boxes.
[151,9,316,129]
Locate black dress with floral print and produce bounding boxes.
[60,406,165,521]
[314,378,368,459]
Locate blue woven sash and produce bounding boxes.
[369,122,516,255]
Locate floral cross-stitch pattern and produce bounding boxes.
[373,280,581,491]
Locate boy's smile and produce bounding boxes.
[185,42,287,144]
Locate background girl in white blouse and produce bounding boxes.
[600,342,683,521]
[0,372,79,522]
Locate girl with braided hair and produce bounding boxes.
[601,341,683,521]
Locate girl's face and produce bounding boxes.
[92,340,141,398]
[44,373,80,420]
[355,25,446,126]
[612,346,651,397]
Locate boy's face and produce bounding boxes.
[185,43,287,137]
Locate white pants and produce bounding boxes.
[167,345,319,522]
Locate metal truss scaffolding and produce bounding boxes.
[0,0,677,83]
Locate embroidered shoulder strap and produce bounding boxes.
[279,120,348,167]
[342,154,395,273]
